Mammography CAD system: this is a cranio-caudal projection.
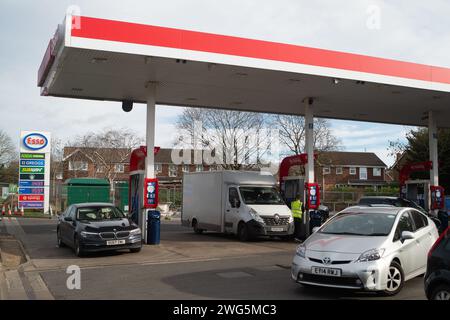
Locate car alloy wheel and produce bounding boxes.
[432,286,450,300]
[387,267,401,291]
[435,291,450,300]
[57,229,65,247]
[74,237,84,257]
[384,261,404,295]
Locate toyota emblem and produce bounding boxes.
[323,257,331,265]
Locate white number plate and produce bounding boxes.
[270,227,284,232]
[311,267,342,277]
[106,240,126,246]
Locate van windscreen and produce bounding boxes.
[239,187,285,205]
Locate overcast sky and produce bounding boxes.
[1,0,449,166]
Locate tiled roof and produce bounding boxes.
[317,151,387,167]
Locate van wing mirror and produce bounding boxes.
[232,198,241,208]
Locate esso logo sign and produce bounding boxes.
[23,133,48,150]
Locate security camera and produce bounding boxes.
[122,100,133,112]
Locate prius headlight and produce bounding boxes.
[296,245,306,258]
[249,208,265,224]
[130,228,142,236]
[357,248,385,262]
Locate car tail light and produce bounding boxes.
[428,227,450,258]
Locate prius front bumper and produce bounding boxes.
[291,254,391,291]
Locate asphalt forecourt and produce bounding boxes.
[1,217,427,301]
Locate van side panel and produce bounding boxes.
[181,172,223,232]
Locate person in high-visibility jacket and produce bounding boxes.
[291,194,304,241]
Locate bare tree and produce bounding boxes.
[0,130,17,167]
[272,115,341,154]
[175,108,274,170]
[67,128,144,188]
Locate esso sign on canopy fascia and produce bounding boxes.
[20,131,51,153]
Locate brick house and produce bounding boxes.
[62,147,215,186]
[315,151,389,190]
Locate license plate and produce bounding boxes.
[271,227,284,232]
[106,240,126,246]
[311,267,342,277]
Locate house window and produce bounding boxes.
[373,168,382,177]
[96,166,105,173]
[323,167,331,175]
[196,165,203,172]
[182,165,190,173]
[336,167,343,175]
[155,164,162,173]
[68,161,88,171]
[349,167,357,175]
[114,164,124,173]
[169,165,178,177]
[360,167,368,180]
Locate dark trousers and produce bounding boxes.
[294,217,303,239]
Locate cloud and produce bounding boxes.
[0,0,448,167]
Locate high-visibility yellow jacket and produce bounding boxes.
[291,200,303,219]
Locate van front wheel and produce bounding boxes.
[238,222,250,242]
[193,220,204,234]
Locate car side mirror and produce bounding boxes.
[232,198,240,208]
[64,216,72,222]
[401,231,414,242]
[312,227,320,233]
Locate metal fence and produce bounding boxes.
[50,183,183,214]
[158,187,182,211]
[321,191,398,212]
[48,181,400,214]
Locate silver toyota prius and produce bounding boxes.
[291,206,439,295]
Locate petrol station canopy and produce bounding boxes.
[39,15,450,128]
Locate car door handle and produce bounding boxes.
[226,209,230,212]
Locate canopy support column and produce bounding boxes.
[143,83,156,242]
[428,111,439,187]
[304,97,314,238]
[304,98,315,183]
[428,111,439,215]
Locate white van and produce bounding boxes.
[181,171,294,241]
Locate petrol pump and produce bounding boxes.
[279,154,321,238]
[399,161,445,212]
[279,153,317,206]
[129,146,161,243]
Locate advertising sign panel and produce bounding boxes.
[18,131,51,214]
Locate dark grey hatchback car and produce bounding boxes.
[57,203,142,257]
